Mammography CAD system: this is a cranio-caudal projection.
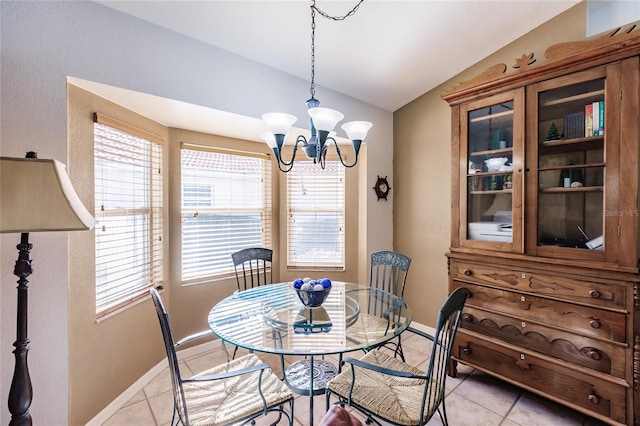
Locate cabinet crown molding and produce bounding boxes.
[442,22,640,103]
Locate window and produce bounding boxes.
[181,144,272,283]
[94,114,163,317]
[287,161,345,269]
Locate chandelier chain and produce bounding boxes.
[309,0,365,99]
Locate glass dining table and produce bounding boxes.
[208,280,412,425]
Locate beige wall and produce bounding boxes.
[393,2,587,326]
[67,85,363,423]
[68,85,170,425]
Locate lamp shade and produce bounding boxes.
[308,107,344,132]
[262,113,297,137]
[1,157,97,233]
[260,132,278,149]
[341,121,373,141]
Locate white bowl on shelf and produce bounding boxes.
[485,157,508,172]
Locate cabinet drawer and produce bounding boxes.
[451,262,626,310]
[453,331,628,424]
[452,281,626,343]
[460,306,626,378]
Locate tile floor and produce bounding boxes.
[100,331,608,426]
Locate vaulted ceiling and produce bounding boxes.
[96,0,581,112]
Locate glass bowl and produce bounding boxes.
[295,287,331,307]
[485,157,509,172]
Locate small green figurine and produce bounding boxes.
[545,122,560,142]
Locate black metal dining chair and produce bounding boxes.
[232,247,273,290]
[149,287,294,426]
[368,250,411,360]
[325,287,471,426]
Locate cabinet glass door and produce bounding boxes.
[466,100,514,244]
[535,78,605,252]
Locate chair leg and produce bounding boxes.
[279,354,286,380]
[438,403,449,426]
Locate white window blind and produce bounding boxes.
[94,114,163,317]
[181,145,272,283]
[287,161,345,269]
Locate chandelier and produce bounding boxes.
[261,0,371,172]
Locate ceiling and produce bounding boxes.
[83,1,580,142]
[96,0,580,112]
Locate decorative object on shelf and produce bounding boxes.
[373,175,391,200]
[564,112,585,139]
[0,152,97,425]
[545,122,560,142]
[558,161,584,187]
[484,157,508,172]
[468,161,482,174]
[261,0,372,172]
[491,127,509,149]
[503,175,513,189]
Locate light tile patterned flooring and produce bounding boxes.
[101,331,608,425]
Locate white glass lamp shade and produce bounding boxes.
[262,113,297,136]
[308,107,344,132]
[0,157,97,233]
[342,121,373,141]
[260,132,278,149]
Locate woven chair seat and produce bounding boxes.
[182,353,293,426]
[327,287,470,426]
[347,314,394,346]
[328,350,440,426]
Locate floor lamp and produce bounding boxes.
[0,152,96,425]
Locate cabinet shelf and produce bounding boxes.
[538,162,605,172]
[539,136,604,155]
[540,89,604,107]
[469,110,513,123]
[539,88,604,122]
[470,189,512,195]
[469,147,513,157]
[539,186,603,194]
[467,170,513,177]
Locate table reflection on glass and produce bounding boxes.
[208,281,412,424]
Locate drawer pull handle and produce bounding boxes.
[462,313,473,323]
[590,319,601,329]
[462,345,472,356]
[588,392,600,405]
[521,322,526,328]
[464,269,472,276]
[589,289,601,299]
[587,349,602,361]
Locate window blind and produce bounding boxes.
[181,145,272,283]
[94,115,163,317]
[287,161,345,269]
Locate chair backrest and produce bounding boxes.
[149,288,189,425]
[232,247,273,291]
[369,250,411,298]
[422,287,471,420]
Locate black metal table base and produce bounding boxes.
[284,356,338,424]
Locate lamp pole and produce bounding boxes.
[7,150,37,426]
[8,231,33,425]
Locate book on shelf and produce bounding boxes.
[592,101,600,136]
[583,101,605,137]
[585,103,593,137]
[598,100,604,135]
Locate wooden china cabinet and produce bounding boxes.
[443,24,640,425]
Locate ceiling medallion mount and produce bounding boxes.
[261,0,371,172]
